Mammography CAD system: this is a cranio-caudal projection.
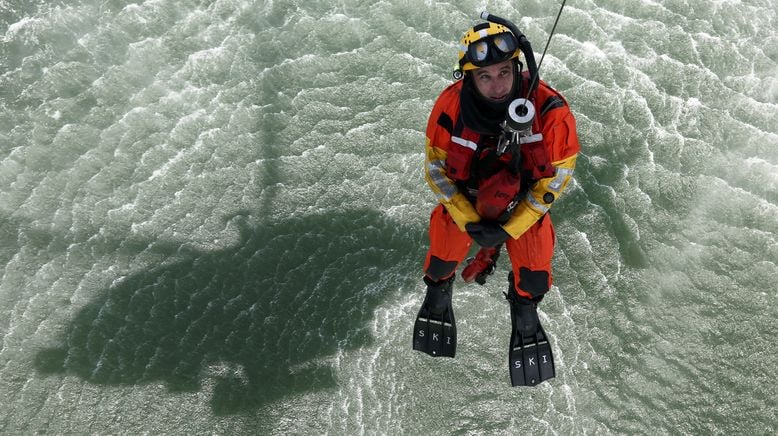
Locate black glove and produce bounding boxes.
[465,222,511,248]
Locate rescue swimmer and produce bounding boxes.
[412,13,580,387]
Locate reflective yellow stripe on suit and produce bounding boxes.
[424,137,480,231]
[502,154,577,238]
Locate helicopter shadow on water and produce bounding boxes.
[34,208,425,415]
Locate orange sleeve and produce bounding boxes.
[424,82,480,231]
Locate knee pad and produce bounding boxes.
[425,256,458,282]
[508,269,549,302]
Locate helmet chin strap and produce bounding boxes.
[507,59,525,102]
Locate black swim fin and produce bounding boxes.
[506,291,555,386]
[412,277,456,358]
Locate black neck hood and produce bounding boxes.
[459,60,522,135]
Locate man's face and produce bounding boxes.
[472,59,514,102]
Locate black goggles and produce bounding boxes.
[465,32,519,67]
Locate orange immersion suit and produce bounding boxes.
[423,76,580,301]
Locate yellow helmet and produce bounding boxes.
[456,22,521,74]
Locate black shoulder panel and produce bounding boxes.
[437,112,454,134]
[540,95,566,116]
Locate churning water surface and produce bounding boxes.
[1,0,777,434]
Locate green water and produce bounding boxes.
[1,0,777,433]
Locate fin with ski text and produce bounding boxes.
[507,293,555,386]
[412,278,456,357]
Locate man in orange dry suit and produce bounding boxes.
[412,19,580,387]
